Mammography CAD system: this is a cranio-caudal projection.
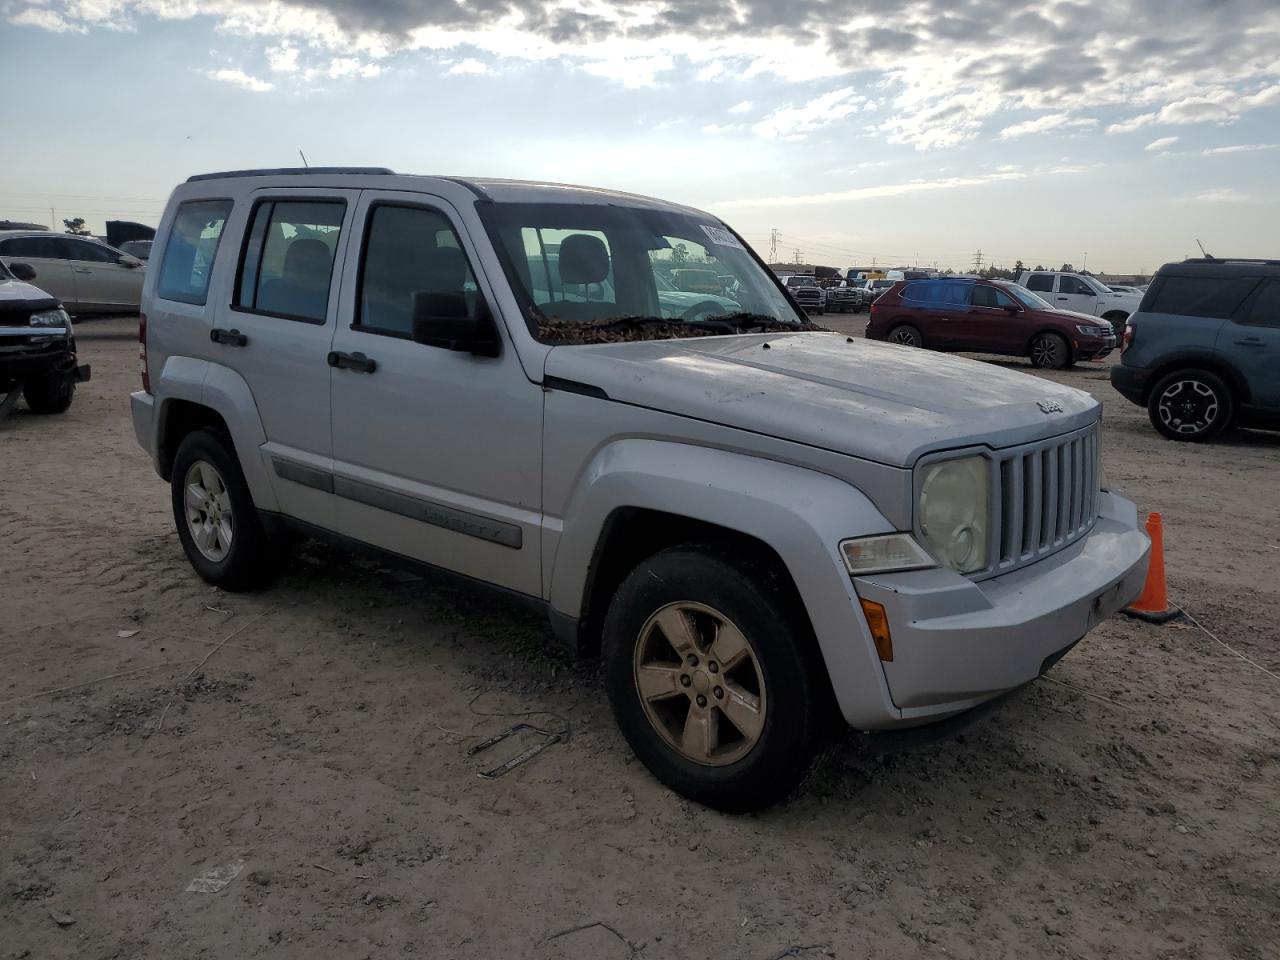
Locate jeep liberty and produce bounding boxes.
[132,169,1150,810]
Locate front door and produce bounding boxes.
[1221,278,1280,409]
[59,237,145,311]
[0,236,77,308]
[968,283,1025,353]
[327,191,543,598]
[1054,274,1100,316]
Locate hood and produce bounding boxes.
[0,277,58,313]
[1057,307,1111,324]
[544,331,1099,468]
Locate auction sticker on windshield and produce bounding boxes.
[700,224,745,250]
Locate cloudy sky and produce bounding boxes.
[3,0,1278,273]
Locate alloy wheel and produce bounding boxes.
[1157,379,1219,435]
[1032,335,1064,368]
[889,327,920,347]
[632,601,767,766]
[183,459,234,562]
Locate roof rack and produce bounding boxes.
[186,167,395,182]
[1181,257,1280,266]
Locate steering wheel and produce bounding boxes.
[681,301,726,324]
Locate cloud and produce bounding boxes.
[207,68,273,92]
[266,43,299,73]
[728,100,753,115]
[752,86,866,140]
[1185,188,1250,203]
[327,56,381,78]
[1145,136,1179,152]
[716,163,1091,208]
[446,57,490,76]
[1201,143,1278,155]
[998,113,1097,140]
[8,0,1280,151]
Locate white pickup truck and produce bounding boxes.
[1017,271,1142,336]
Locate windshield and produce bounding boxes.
[1006,283,1055,310]
[477,202,808,344]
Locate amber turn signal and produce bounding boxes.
[859,598,893,662]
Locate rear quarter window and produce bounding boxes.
[1146,275,1259,319]
[157,199,234,305]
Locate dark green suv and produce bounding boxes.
[1110,258,1280,441]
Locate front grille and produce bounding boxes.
[991,423,1100,575]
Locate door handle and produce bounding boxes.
[74,268,92,274]
[1056,296,1068,301]
[327,350,377,373]
[210,327,248,347]
[1234,337,1264,347]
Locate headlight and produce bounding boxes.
[918,456,989,573]
[29,308,70,328]
[1075,324,1106,336]
[840,534,936,575]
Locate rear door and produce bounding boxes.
[223,188,360,528]
[0,236,77,307]
[910,280,971,347]
[1220,278,1280,409]
[59,237,144,311]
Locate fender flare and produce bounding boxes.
[548,438,902,726]
[155,356,277,511]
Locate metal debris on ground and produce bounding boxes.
[185,858,246,893]
[467,723,565,780]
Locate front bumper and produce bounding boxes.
[852,491,1149,726]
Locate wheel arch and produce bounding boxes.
[547,439,902,727]
[1140,354,1250,407]
[1025,327,1074,362]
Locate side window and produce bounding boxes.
[0,236,62,259]
[60,239,116,263]
[157,199,233,306]
[1148,275,1259,319]
[357,204,479,336]
[1025,274,1053,293]
[236,199,344,322]
[1058,275,1094,296]
[972,285,1015,308]
[1243,279,1280,328]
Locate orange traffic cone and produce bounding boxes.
[1125,512,1180,624]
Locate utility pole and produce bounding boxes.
[793,248,803,268]
[1082,251,1088,273]
[769,228,779,262]
[971,249,984,273]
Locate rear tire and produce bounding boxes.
[1147,368,1233,442]
[171,428,280,590]
[22,371,74,414]
[1030,332,1070,370]
[603,545,825,812]
[887,324,922,347]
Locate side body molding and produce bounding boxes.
[547,439,902,727]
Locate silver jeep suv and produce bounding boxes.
[131,168,1150,810]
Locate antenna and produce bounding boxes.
[299,150,310,169]
[1195,238,1213,258]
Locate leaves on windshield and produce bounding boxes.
[536,312,828,345]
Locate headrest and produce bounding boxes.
[283,238,332,279]
[558,233,610,286]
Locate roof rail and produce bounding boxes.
[186,167,395,182]
[1181,257,1280,266]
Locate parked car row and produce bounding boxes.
[0,230,145,315]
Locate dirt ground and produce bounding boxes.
[2,315,1278,960]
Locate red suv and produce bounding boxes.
[865,278,1116,369]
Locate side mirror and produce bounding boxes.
[8,261,37,282]
[411,292,499,357]
[116,255,141,268]
[1005,304,1020,315]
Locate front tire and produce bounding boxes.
[603,546,824,812]
[22,371,74,414]
[887,323,922,347]
[1147,369,1233,442]
[1030,332,1070,369]
[171,428,279,590]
